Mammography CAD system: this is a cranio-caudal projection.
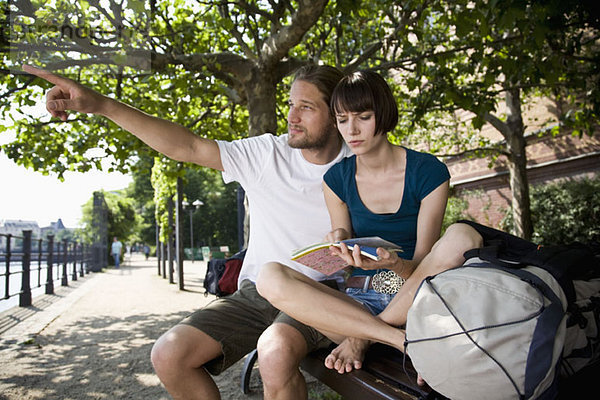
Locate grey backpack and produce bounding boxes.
[405,221,600,400]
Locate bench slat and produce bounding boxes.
[300,344,434,400]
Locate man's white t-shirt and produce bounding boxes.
[217,133,351,286]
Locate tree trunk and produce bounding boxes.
[236,68,278,247]
[504,89,533,240]
[244,69,278,137]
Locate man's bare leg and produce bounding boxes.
[257,323,313,400]
[151,324,224,400]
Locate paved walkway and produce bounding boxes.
[0,254,332,400]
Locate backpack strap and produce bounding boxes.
[459,220,536,257]
[458,220,581,304]
[521,245,581,304]
[463,240,525,269]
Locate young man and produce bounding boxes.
[23,64,351,400]
[111,237,123,268]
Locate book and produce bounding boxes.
[291,237,403,276]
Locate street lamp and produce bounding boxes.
[182,199,203,263]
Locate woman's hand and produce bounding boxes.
[330,244,405,274]
[324,228,351,243]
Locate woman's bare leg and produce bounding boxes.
[256,264,406,351]
[377,222,483,326]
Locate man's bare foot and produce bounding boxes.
[324,337,370,374]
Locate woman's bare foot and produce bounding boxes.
[324,337,371,374]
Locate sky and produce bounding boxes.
[0,151,132,229]
[1,103,132,229]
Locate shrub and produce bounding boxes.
[442,195,471,233]
[531,176,600,245]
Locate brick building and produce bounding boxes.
[439,92,600,227]
[447,132,600,227]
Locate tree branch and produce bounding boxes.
[0,76,35,99]
[273,57,308,82]
[229,1,274,20]
[218,1,258,61]
[345,2,429,72]
[483,111,510,139]
[29,117,89,127]
[164,52,250,77]
[434,146,508,159]
[376,34,523,72]
[259,0,328,69]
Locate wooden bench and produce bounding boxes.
[241,343,444,400]
[240,345,600,399]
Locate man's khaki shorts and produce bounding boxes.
[180,279,332,375]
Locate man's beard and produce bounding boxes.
[287,126,333,150]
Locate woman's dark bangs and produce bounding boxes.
[334,82,375,114]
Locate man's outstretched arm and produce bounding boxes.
[22,65,224,171]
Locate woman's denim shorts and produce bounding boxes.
[345,287,396,315]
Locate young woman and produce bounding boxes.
[257,71,452,374]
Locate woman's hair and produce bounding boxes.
[331,70,398,135]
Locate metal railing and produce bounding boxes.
[1,230,90,308]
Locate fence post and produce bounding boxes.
[71,241,78,281]
[83,244,89,274]
[46,235,54,294]
[168,197,175,284]
[37,238,42,288]
[161,242,166,279]
[156,223,161,276]
[176,177,185,290]
[79,243,85,277]
[61,239,68,286]
[3,234,10,300]
[19,230,32,307]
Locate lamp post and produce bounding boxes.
[182,199,203,262]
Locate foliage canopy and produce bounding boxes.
[2,0,598,241]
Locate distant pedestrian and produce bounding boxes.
[144,244,150,260]
[111,237,123,268]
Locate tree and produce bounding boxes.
[79,188,139,260]
[5,1,597,241]
[2,0,424,247]
[150,156,179,244]
[181,167,239,250]
[530,176,600,245]
[127,153,157,246]
[2,0,327,175]
[2,1,425,175]
[146,156,241,252]
[383,0,600,239]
